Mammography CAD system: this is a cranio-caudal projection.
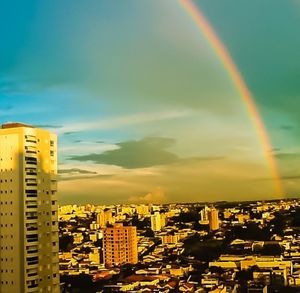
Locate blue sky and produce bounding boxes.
[1,0,300,204]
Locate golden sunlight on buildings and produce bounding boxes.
[0,123,59,293]
[103,223,138,267]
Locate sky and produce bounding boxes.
[1,0,300,204]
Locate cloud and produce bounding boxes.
[0,79,21,94]
[58,157,277,205]
[272,147,281,152]
[280,125,294,131]
[58,168,97,175]
[0,102,14,115]
[56,110,193,134]
[58,167,102,182]
[179,156,225,164]
[33,124,63,129]
[58,174,112,182]
[67,137,226,169]
[281,174,300,180]
[257,171,300,182]
[0,101,47,116]
[63,131,76,135]
[59,143,118,156]
[275,152,300,160]
[0,105,13,111]
[68,137,180,168]
[128,188,166,204]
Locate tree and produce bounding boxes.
[59,235,74,252]
[143,228,155,238]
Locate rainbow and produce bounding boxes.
[179,0,283,195]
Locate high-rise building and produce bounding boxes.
[96,208,114,227]
[151,212,162,232]
[135,204,150,216]
[0,123,59,293]
[200,205,209,223]
[208,207,219,231]
[160,212,167,228]
[103,223,138,267]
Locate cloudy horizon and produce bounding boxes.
[1,0,300,204]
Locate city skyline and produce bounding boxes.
[1,0,300,203]
[57,198,300,292]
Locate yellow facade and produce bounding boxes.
[97,209,114,227]
[208,208,219,231]
[160,234,180,244]
[0,123,59,293]
[135,204,150,216]
[151,212,162,232]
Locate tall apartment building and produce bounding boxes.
[208,207,219,231]
[103,223,138,267]
[151,212,162,232]
[96,208,114,228]
[150,211,166,232]
[0,123,59,293]
[200,205,210,224]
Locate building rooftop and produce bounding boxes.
[1,122,33,129]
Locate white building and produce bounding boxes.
[200,205,209,223]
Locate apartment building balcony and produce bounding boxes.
[25,205,38,213]
[26,282,39,293]
[26,250,39,259]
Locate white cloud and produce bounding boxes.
[58,162,161,181]
[58,162,122,176]
[54,109,194,134]
[59,142,119,156]
[128,188,166,204]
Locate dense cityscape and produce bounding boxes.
[1,2,300,292]
[2,123,300,293]
[59,199,300,293]
[2,123,300,292]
